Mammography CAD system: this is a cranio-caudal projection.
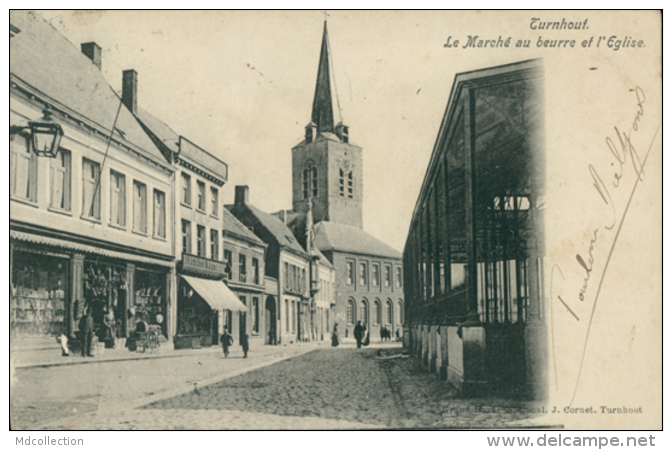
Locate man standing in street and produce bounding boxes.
[354,320,364,349]
[241,332,250,358]
[220,327,233,358]
[79,307,95,357]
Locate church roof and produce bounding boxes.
[10,11,167,166]
[221,207,265,247]
[311,21,335,134]
[314,221,402,260]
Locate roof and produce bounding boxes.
[136,109,228,182]
[313,247,333,268]
[311,21,334,133]
[245,203,308,256]
[9,11,167,165]
[314,221,402,260]
[136,108,180,152]
[221,207,265,247]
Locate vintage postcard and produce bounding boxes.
[9,10,661,433]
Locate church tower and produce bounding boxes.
[291,21,363,229]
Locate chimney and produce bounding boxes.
[122,69,138,114]
[235,186,249,206]
[81,42,102,69]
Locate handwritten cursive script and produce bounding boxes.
[549,86,661,405]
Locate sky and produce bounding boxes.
[34,10,545,252]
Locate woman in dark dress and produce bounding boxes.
[331,324,340,347]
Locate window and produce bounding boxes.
[285,299,290,332]
[133,181,147,233]
[301,268,306,293]
[339,168,345,197]
[181,220,192,254]
[359,262,367,286]
[398,300,404,324]
[197,180,206,211]
[181,172,191,205]
[10,134,38,202]
[153,189,166,238]
[386,300,393,325]
[109,171,126,227]
[346,261,354,285]
[396,267,403,288]
[302,161,318,199]
[372,264,380,287]
[82,158,101,219]
[239,253,247,283]
[50,149,71,210]
[284,262,289,289]
[210,229,219,260]
[252,297,259,333]
[197,225,206,257]
[346,299,355,324]
[339,168,353,198]
[385,265,392,287]
[359,300,368,325]
[291,301,296,333]
[224,249,232,280]
[373,300,381,325]
[210,186,219,216]
[252,258,260,285]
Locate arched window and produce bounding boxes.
[339,168,353,198]
[346,298,355,325]
[386,299,393,325]
[398,300,404,324]
[373,299,381,325]
[360,299,369,326]
[303,160,318,199]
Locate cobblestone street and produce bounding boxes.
[13,344,548,430]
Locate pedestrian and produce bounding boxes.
[103,308,116,349]
[380,326,384,342]
[241,332,250,358]
[354,320,364,349]
[220,327,233,358]
[57,333,69,356]
[395,328,401,342]
[331,324,340,347]
[79,307,94,357]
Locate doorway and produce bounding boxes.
[265,296,276,345]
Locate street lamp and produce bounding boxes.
[10,108,64,158]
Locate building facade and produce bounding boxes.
[10,11,175,345]
[228,186,316,345]
[131,87,247,350]
[221,207,268,347]
[402,59,546,398]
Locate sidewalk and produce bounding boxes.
[11,336,403,370]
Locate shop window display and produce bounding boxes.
[11,252,68,337]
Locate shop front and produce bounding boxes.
[10,232,173,349]
[175,253,247,349]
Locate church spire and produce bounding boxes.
[311,21,334,134]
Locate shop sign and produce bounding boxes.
[180,253,226,278]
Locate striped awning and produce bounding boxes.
[10,230,173,267]
[181,275,247,312]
